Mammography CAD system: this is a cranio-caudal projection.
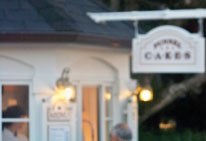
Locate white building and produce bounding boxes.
[0,0,137,141]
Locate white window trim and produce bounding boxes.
[101,84,116,141]
[0,80,33,141]
[2,118,30,123]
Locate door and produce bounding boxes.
[81,85,114,141]
[82,86,99,141]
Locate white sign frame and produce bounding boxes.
[42,102,77,141]
[132,25,205,73]
[48,101,72,121]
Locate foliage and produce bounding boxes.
[138,74,195,112]
[140,129,206,141]
[101,0,206,11]
[100,0,206,33]
[100,0,206,128]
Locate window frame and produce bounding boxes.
[0,80,32,141]
[104,86,114,141]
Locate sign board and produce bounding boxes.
[132,25,205,73]
[49,125,70,141]
[42,101,76,141]
[48,101,72,121]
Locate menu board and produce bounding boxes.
[49,125,70,141]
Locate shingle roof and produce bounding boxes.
[0,0,134,42]
[0,0,54,33]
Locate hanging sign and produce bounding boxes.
[132,25,205,73]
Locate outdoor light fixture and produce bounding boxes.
[135,86,153,102]
[139,88,153,102]
[56,67,75,101]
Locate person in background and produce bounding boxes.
[2,106,28,141]
[110,123,132,141]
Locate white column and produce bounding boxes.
[127,96,138,141]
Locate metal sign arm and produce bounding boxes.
[134,21,139,38]
[87,9,206,23]
[87,9,206,37]
[198,18,204,36]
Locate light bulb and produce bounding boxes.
[65,87,73,100]
[139,89,153,102]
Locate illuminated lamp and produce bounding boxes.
[56,67,75,101]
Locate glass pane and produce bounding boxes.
[2,122,29,141]
[105,120,112,141]
[105,87,113,118]
[2,85,29,118]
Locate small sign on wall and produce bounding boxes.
[132,25,205,73]
[49,125,70,141]
[48,101,72,121]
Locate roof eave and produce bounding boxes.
[0,33,131,49]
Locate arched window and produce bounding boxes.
[0,56,34,141]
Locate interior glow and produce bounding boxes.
[105,92,111,100]
[159,120,176,130]
[8,99,18,106]
[139,89,153,102]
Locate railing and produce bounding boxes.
[83,120,95,141]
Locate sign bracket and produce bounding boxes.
[87,9,206,37]
[198,18,204,36]
[134,21,139,38]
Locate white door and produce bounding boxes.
[79,83,115,141]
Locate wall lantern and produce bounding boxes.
[139,87,153,102]
[56,67,75,101]
[135,86,153,102]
